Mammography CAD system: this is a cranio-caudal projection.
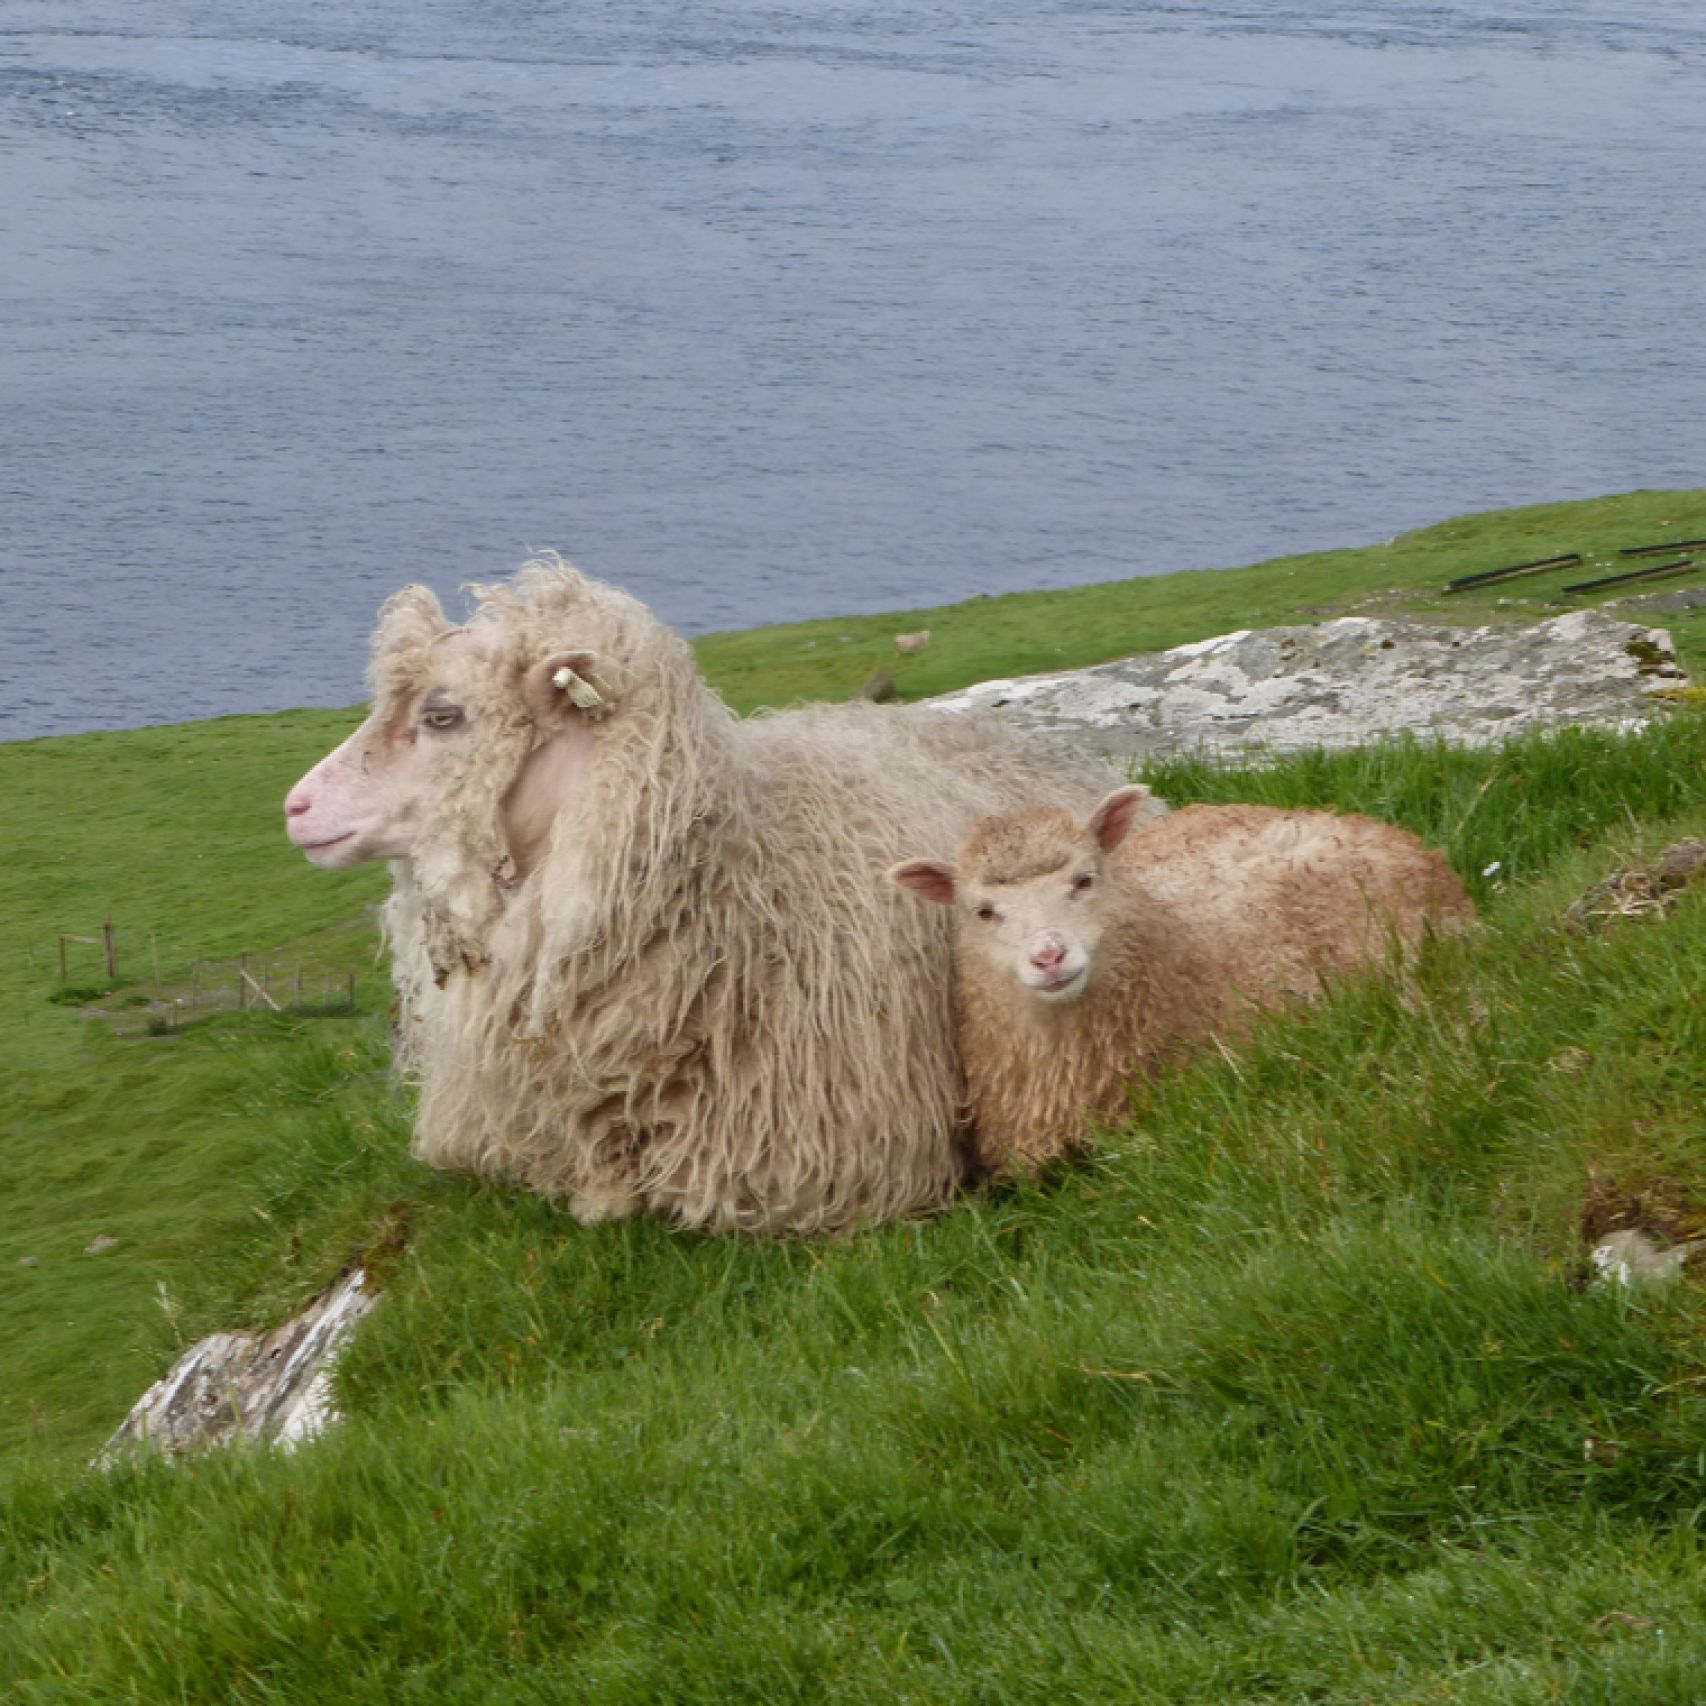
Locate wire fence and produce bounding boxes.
[39,918,361,1034]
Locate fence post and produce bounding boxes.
[238,954,249,1011]
[102,916,117,981]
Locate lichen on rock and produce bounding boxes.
[926,612,1686,762]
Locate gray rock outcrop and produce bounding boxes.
[926,611,1686,762]
[1590,1229,1696,1289]
[100,1268,373,1461]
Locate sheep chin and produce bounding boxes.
[1021,964,1090,1004]
[299,832,365,869]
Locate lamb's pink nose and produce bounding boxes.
[1030,942,1066,972]
[285,792,311,819]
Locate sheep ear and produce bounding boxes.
[889,859,958,906]
[527,651,606,720]
[374,584,448,654]
[1086,785,1151,853]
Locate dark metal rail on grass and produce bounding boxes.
[1443,552,1581,594]
[1559,559,1696,596]
[1620,538,1706,558]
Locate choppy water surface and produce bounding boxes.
[3,1,1703,737]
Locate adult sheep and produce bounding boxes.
[892,788,1475,1175]
[284,557,1123,1234]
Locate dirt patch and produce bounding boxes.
[1563,840,1706,930]
[1580,1171,1706,1250]
[358,1199,417,1281]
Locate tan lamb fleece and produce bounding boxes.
[892,789,1475,1175]
[284,556,1123,1235]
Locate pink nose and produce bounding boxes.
[285,792,311,819]
[1030,942,1066,972]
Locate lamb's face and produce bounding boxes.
[890,786,1152,1008]
[956,845,1115,1003]
[284,599,601,872]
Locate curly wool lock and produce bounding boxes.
[285,557,1120,1233]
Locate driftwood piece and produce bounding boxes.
[100,1269,374,1462]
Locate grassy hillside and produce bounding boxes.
[697,486,1706,710]
[5,489,1706,1700]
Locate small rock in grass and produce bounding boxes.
[18,1256,38,1268]
[1653,840,1706,890]
[857,668,897,703]
[1590,1228,1689,1288]
[85,1235,119,1256]
[1593,1609,1656,1634]
[100,1268,373,1460]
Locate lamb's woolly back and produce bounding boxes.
[365,556,1121,1232]
[946,799,1475,1173]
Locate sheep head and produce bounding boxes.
[891,785,1152,1006]
[284,567,623,978]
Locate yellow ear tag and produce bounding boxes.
[551,666,604,711]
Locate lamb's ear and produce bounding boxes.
[1086,785,1152,853]
[889,859,958,906]
[525,651,607,722]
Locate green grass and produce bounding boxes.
[6,488,1706,1700]
[0,711,391,1451]
[696,486,1706,711]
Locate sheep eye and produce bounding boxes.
[1072,873,1095,893]
[421,705,465,732]
[974,904,998,923]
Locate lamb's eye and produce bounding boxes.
[1072,873,1095,893]
[421,705,465,732]
[974,904,998,923]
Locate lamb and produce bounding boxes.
[283,556,1122,1234]
[891,787,1475,1175]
